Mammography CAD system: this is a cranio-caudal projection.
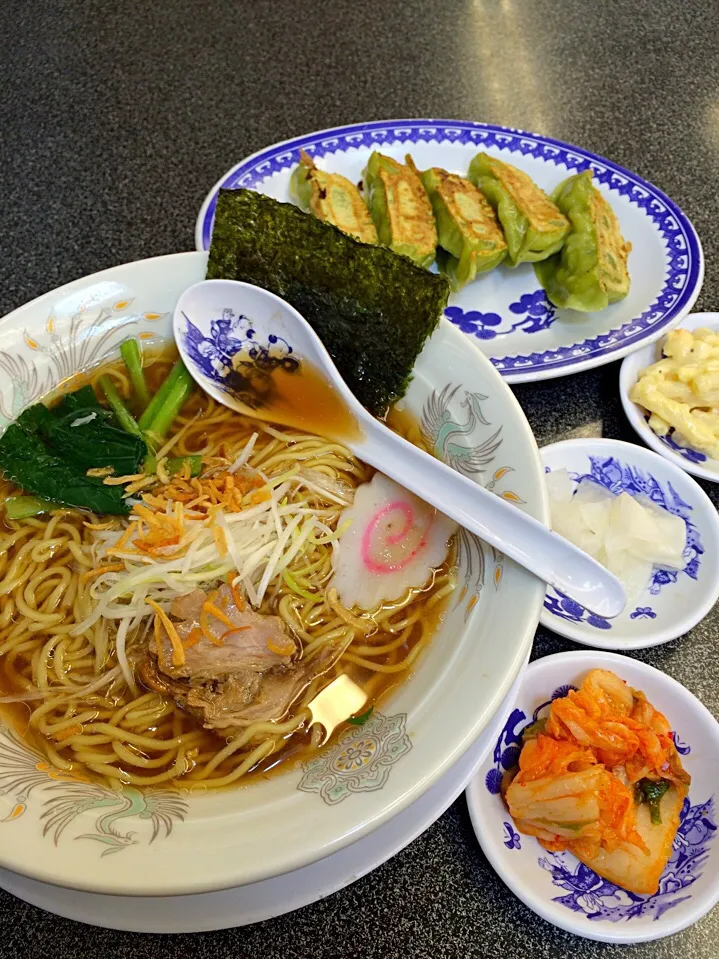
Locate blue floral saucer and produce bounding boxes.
[466,651,719,944]
[539,438,719,650]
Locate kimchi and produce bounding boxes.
[504,669,690,894]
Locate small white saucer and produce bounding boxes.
[466,651,719,944]
[0,664,526,933]
[620,311,719,483]
[539,438,719,649]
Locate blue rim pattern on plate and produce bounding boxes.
[195,119,703,379]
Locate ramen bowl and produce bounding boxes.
[0,251,547,896]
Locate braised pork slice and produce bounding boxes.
[186,643,342,730]
[152,585,296,681]
[144,585,345,733]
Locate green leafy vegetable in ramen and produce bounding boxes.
[0,397,140,515]
[0,349,197,515]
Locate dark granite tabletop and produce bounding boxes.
[1,0,718,955]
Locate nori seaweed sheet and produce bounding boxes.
[206,189,450,416]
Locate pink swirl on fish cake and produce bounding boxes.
[361,500,429,574]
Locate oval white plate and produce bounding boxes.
[0,660,527,932]
[620,311,719,483]
[466,651,719,944]
[0,251,546,896]
[195,119,703,385]
[539,438,719,649]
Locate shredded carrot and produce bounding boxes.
[147,599,186,667]
[202,600,235,629]
[212,524,228,558]
[144,469,267,519]
[101,469,272,571]
[53,724,84,742]
[199,608,225,647]
[141,493,168,510]
[108,521,139,555]
[133,504,165,527]
[220,626,251,641]
[227,574,246,611]
[80,563,125,583]
[268,638,296,656]
[135,534,181,554]
[124,476,158,496]
[184,627,202,650]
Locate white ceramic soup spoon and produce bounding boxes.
[173,279,625,619]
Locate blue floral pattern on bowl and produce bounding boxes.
[543,455,702,630]
[540,798,716,923]
[503,822,522,850]
[545,591,613,630]
[486,695,713,923]
[630,607,657,620]
[197,119,702,381]
[180,307,295,388]
[660,428,708,465]
[444,291,557,341]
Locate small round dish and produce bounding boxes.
[620,311,719,483]
[466,650,719,944]
[539,438,719,649]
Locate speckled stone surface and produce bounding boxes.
[1,0,719,955]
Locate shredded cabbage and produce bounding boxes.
[75,473,336,635]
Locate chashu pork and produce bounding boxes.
[141,585,344,732]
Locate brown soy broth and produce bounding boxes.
[227,350,362,442]
[0,347,455,788]
[244,555,454,785]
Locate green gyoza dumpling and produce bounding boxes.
[416,161,507,289]
[534,170,632,312]
[290,149,378,244]
[469,153,570,265]
[363,152,437,268]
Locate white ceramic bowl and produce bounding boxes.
[539,438,719,649]
[0,661,528,933]
[620,311,719,483]
[0,251,547,896]
[467,651,719,944]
